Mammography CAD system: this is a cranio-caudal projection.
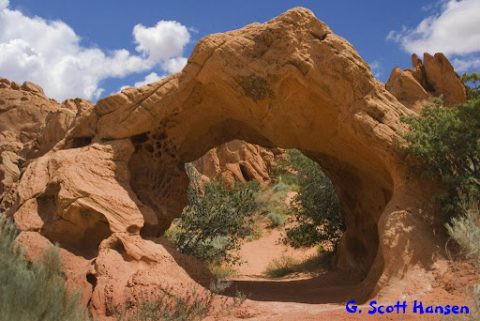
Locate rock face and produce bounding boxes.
[386,53,467,110]
[0,78,94,213]
[192,140,281,187]
[1,7,453,318]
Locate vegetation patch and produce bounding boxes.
[0,217,89,321]
[172,167,259,265]
[115,288,214,321]
[275,150,345,249]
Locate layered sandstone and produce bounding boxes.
[0,7,458,319]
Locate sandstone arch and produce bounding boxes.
[6,7,445,314]
[95,6,439,292]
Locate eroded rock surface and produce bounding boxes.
[0,78,94,212]
[192,140,282,187]
[1,7,459,319]
[386,53,467,110]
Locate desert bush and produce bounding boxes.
[265,256,298,278]
[403,74,480,321]
[446,202,480,266]
[175,177,259,264]
[243,220,263,241]
[402,77,480,218]
[208,262,238,280]
[163,220,182,244]
[445,202,480,321]
[282,150,345,248]
[462,72,480,100]
[267,212,285,227]
[115,289,213,321]
[264,247,333,278]
[0,217,89,321]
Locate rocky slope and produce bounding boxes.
[0,7,473,320]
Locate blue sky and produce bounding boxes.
[1,0,479,101]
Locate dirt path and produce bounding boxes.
[224,221,363,305]
[234,227,317,279]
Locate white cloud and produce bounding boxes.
[387,0,480,73]
[452,56,480,72]
[161,57,188,73]
[0,3,191,101]
[133,21,190,62]
[134,72,164,87]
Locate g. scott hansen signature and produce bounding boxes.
[346,300,470,316]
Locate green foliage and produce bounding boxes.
[0,217,89,321]
[116,289,213,321]
[265,256,297,278]
[266,212,285,227]
[163,221,182,244]
[208,263,237,281]
[446,202,480,267]
[264,248,333,278]
[403,74,480,321]
[282,150,345,248]
[244,221,263,241]
[445,202,480,321]
[402,76,480,218]
[175,177,259,264]
[462,72,480,100]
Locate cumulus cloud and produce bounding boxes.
[0,3,191,101]
[161,57,188,73]
[134,21,190,62]
[387,0,480,72]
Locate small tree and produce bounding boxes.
[282,150,345,248]
[402,76,480,218]
[175,174,259,264]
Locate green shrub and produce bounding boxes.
[445,202,480,321]
[208,262,237,280]
[462,72,480,100]
[264,248,334,279]
[0,217,89,321]
[175,177,259,264]
[244,221,263,241]
[403,73,480,321]
[283,150,344,248]
[402,78,480,218]
[265,256,297,278]
[446,202,480,266]
[267,212,285,227]
[163,222,182,244]
[115,289,213,321]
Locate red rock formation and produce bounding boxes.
[386,53,467,110]
[0,78,94,212]
[192,140,281,187]
[0,8,461,319]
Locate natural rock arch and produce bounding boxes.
[93,7,438,291]
[8,7,443,313]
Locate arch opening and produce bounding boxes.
[128,124,394,302]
